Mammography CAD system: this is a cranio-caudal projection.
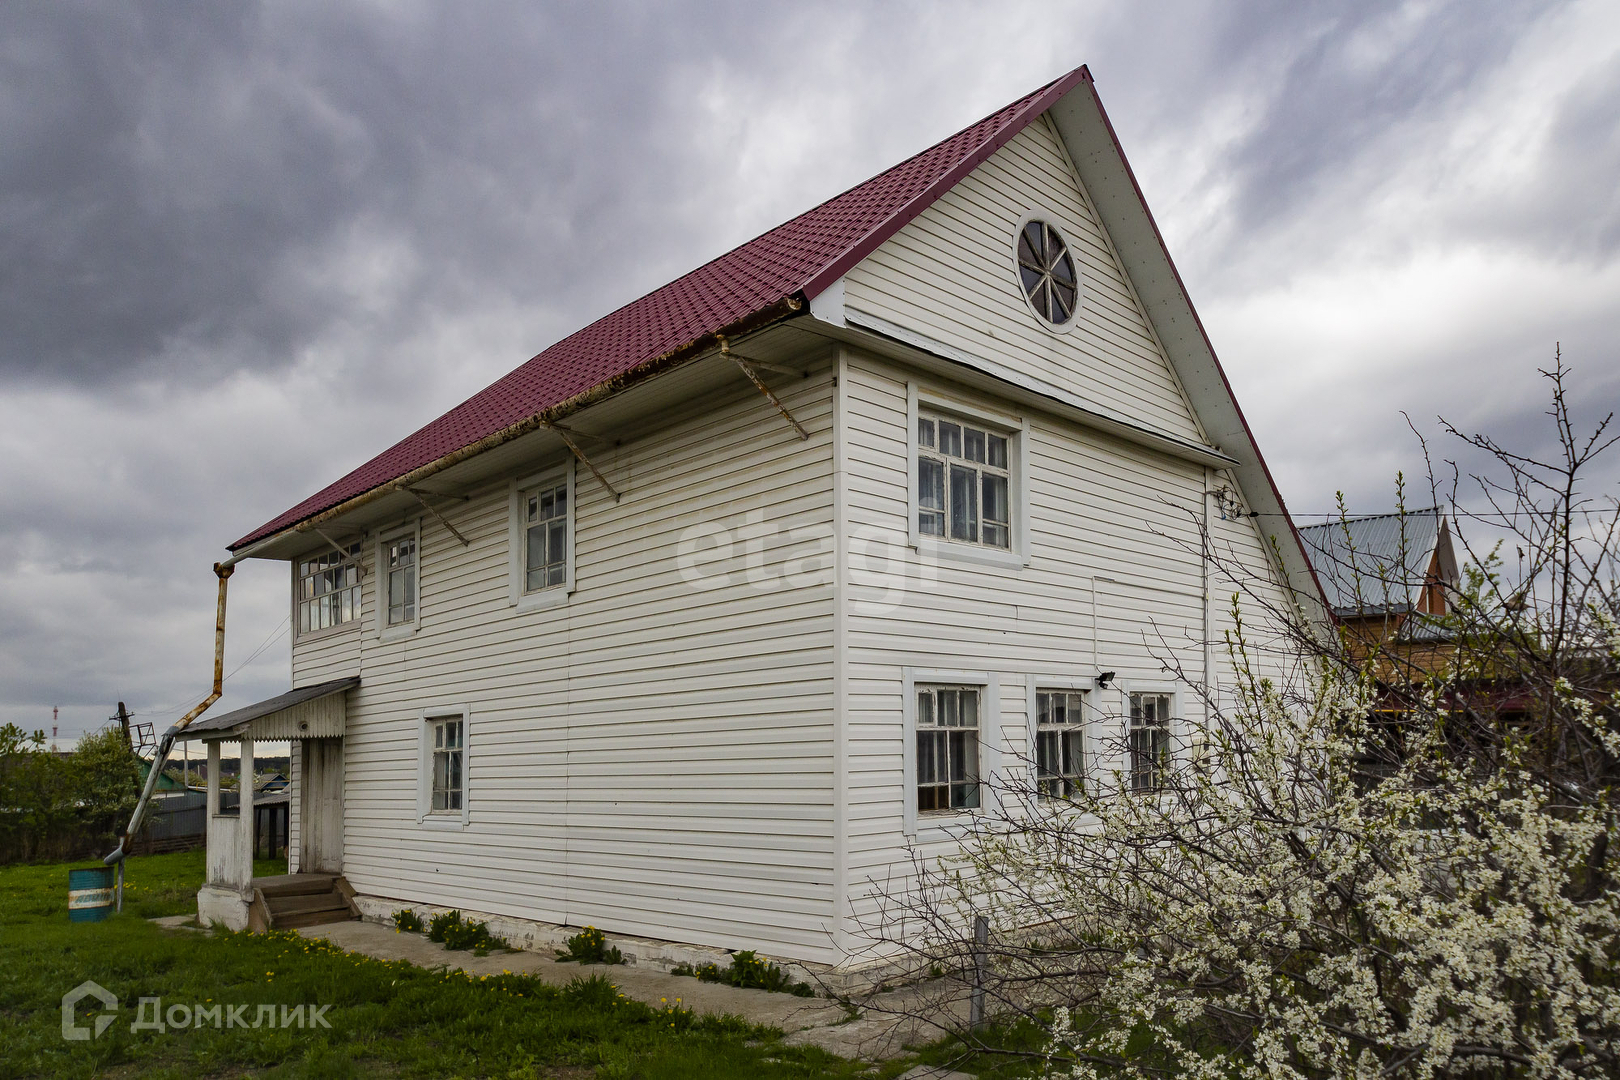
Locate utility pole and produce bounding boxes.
[116,702,132,748]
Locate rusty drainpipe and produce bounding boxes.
[105,558,237,869]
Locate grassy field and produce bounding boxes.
[0,851,915,1079]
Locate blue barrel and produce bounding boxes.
[68,866,115,922]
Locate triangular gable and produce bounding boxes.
[1044,76,1328,621]
[231,65,1326,622]
[841,114,1207,444]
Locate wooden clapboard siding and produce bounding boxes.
[275,98,1303,969]
[291,624,361,685]
[289,361,840,963]
[834,351,1290,941]
[843,114,1205,445]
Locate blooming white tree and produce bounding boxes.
[859,362,1620,1079]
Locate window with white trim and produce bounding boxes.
[297,542,362,635]
[1129,692,1173,793]
[522,480,568,593]
[385,534,417,626]
[916,412,1011,549]
[1034,689,1085,798]
[429,716,463,812]
[915,685,982,812]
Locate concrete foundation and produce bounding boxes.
[348,893,909,995]
[197,884,251,931]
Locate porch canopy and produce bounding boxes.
[188,676,356,930]
[179,676,357,742]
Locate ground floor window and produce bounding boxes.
[418,706,469,825]
[430,717,463,812]
[1129,692,1173,793]
[1035,689,1085,798]
[916,685,982,812]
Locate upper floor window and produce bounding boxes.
[297,542,361,635]
[1034,689,1085,798]
[385,534,417,626]
[1129,692,1174,793]
[523,482,568,592]
[917,413,1010,549]
[509,463,575,611]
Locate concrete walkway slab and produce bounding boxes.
[287,920,976,1063]
[298,919,849,1034]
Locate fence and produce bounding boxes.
[141,790,207,853]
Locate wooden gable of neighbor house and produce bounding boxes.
[842,113,1206,447]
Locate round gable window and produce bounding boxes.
[1015,219,1078,327]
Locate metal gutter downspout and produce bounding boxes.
[104,549,254,889]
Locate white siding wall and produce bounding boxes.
[288,364,840,963]
[291,624,361,685]
[836,351,1297,947]
[843,114,1205,445]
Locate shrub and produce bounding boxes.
[555,925,624,965]
[425,909,506,955]
[0,724,141,863]
[392,909,423,933]
[671,950,813,996]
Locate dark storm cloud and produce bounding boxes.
[0,1,783,386]
[1209,0,1556,234]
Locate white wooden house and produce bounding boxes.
[190,66,1322,971]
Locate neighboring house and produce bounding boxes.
[185,66,1320,971]
[1297,508,1460,670]
[255,772,290,794]
[137,760,189,793]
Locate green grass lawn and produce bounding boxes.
[0,851,901,1079]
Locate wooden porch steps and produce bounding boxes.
[249,873,359,932]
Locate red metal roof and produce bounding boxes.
[234,66,1093,549]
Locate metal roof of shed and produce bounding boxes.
[181,676,358,738]
[1297,510,1443,617]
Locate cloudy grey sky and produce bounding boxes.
[3,0,1617,738]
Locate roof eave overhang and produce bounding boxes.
[230,295,808,554]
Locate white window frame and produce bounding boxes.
[416,704,470,829]
[1123,684,1178,794]
[1025,676,1091,799]
[906,383,1030,570]
[508,460,576,613]
[902,668,999,837]
[375,519,421,642]
[1012,209,1085,335]
[291,539,365,642]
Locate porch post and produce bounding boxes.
[206,740,221,815]
[239,736,255,885]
